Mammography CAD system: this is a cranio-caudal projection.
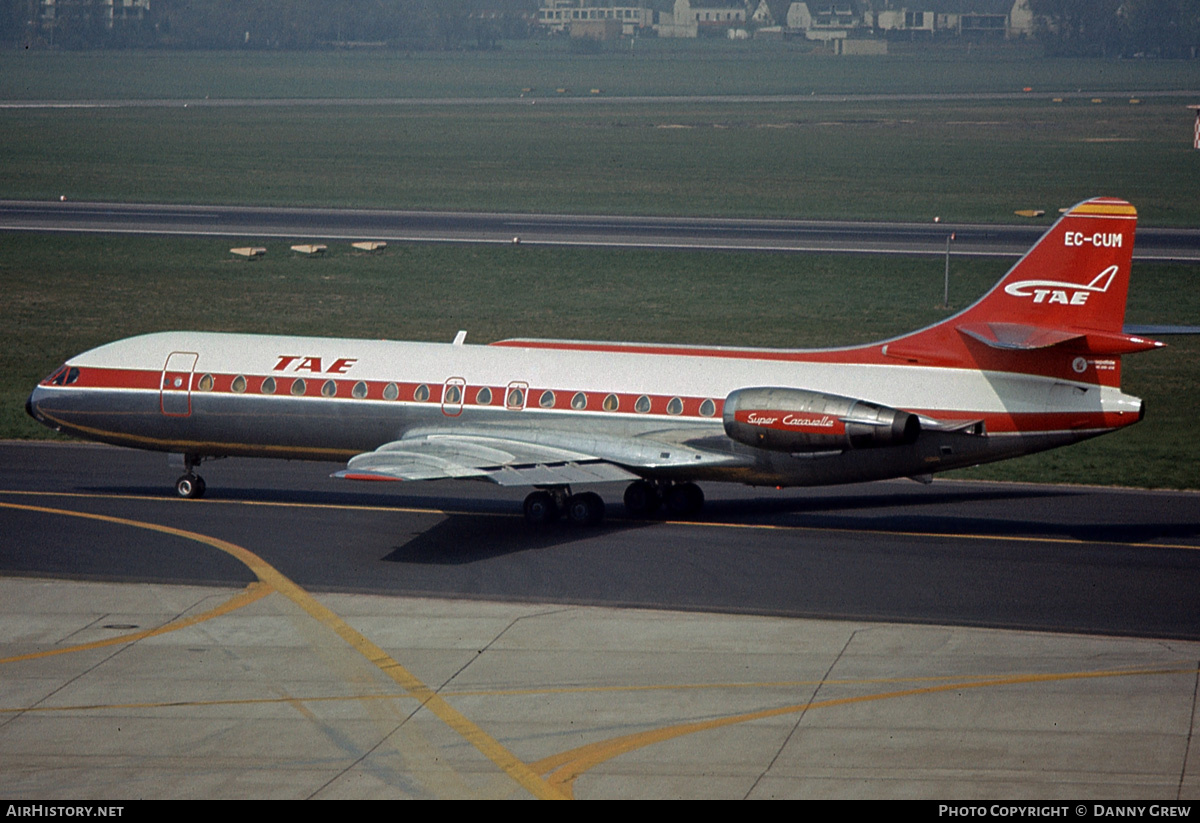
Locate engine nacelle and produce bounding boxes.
[723,387,921,453]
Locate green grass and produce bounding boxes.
[4,47,1200,100]
[4,234,1196,489]
[3,49,1197,489]
[4,97,1199,224]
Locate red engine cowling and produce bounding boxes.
[723,387,921,452]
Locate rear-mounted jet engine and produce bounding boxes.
[723,387,921,453]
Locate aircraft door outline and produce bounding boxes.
[505,381,528,411]
[442,377,466,417]
[160,351,199,417]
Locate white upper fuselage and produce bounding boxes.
[54,330,1137,430]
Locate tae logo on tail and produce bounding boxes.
[1003,265,1119,306]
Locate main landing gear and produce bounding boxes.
[623,480,704,520]
[523,487,604,527]
[523,480,705,527]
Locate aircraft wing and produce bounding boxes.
[333,426,743,487]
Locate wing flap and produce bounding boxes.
[333,426,741,487]
[489,461,638,486]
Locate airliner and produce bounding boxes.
[26,198,1162,525]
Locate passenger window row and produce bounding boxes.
[188,373,719,417]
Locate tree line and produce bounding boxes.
[3,0,537,50]
[1030,0,1199,58]
[3,0,1198,57]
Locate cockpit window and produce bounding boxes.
[44,366,78,386]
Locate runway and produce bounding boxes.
[3,199,1199,261]
[3,442,1200,798]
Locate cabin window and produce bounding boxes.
[476,386,493,405]
[414,384,430,402]
[231,375,247,394]
[261,376,276,395]
[197,374,214,392]
[699,398,716,417]
[539,390,555,409]
[603,393,620,412]
[634,395,652,414]
[321,379,338,398]
[571,392,588,410]
[291,378,307,396]
[383,382,399,401]
[666,397,683,416]
[507,387,525,408]
[444,384,462,405]
[352,381,368,399]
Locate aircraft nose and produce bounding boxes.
[26,387,46,425]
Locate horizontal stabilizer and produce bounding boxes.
[957,322,1082,351]
[958,322,1163,355]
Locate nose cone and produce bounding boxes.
[26,386,51,428]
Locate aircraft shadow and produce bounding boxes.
[78,483,1200,553]
[382,514,656,564]
[703,487,1200,545]
[78,484,517,514]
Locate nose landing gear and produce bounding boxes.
[175,473,206,499]
[171,453,206,499]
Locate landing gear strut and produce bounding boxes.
[523,486,605,527]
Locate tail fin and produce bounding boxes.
[961,197,1137,334]
[886,198,1162,380]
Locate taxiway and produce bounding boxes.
[3,199,1198,261]
[1,442,1198,799]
